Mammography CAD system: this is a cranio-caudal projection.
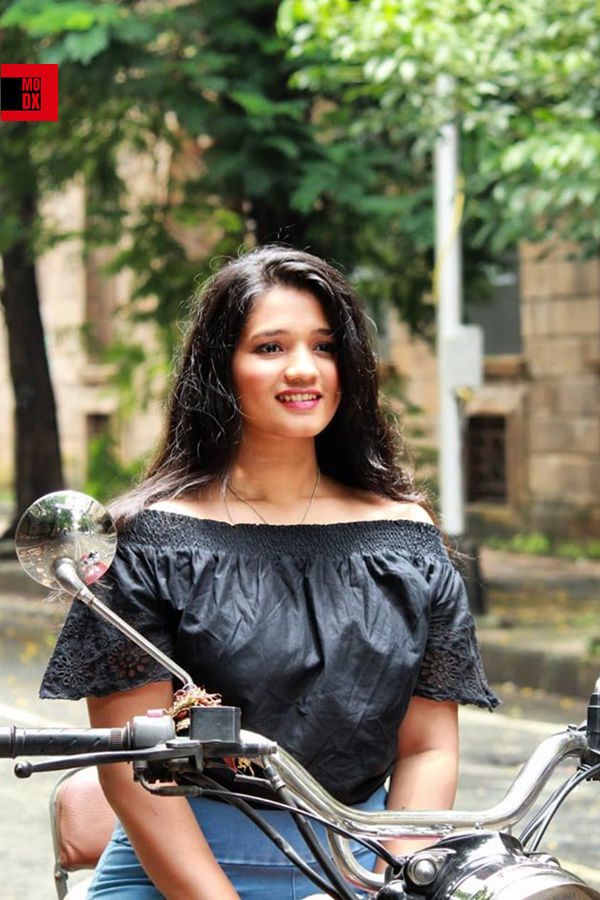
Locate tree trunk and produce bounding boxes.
[1,191,64,538]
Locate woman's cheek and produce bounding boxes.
[238,367,274,418]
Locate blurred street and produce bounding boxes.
[476,546,600,698]
[0,590,89,900]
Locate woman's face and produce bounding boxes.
[231,286,341,443]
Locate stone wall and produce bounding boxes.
[385,241,600,537]
[385,315,439,482]
[519,242,600,536]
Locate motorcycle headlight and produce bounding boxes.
[402,833,600,900]
[449,864,600,899]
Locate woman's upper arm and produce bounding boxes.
[87,679,174,728]
[397,695,458,759]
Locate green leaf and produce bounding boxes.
[262,135,302,159]
[229,90,305,121]
[62,24,109,63]
[1,1,121,35]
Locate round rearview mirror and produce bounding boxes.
[15,491,117,590]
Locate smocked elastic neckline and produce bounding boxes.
[121,509,447,559]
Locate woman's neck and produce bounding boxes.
[229,440,319,505]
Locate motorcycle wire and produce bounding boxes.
[520,759,600,851]
[136,766,399,870]
[192,773,354,899]
[194,787,398,869]
[260,759,375,900]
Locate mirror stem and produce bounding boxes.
[53,558,196,691]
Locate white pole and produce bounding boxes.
[435,75,464,537]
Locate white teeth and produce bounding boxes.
[278,393,319,402]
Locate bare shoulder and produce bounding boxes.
[147,499,193,515]
[147,488,223,520]
[347,487,435,525]
[373,497,435,525]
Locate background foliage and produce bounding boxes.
[279,0,600,255]
[1,0,599,518]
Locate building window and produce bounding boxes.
[464,250,522,356]
[84,246,115,360]
[86,412,113,483]
[467,414,507,503]
[87,413,111,445]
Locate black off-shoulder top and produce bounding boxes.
[40,512,499,804]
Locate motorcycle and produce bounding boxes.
[2,490,600,899]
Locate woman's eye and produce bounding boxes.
[256,343,282,354]
[254,341,336,355]
[315,342,337,354]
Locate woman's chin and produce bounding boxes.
[241,419,326,443]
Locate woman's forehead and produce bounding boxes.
[242,286,332,334]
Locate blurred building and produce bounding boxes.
[1,208,599,536]
[390,243,600,538]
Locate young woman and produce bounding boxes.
[41,246,499,899]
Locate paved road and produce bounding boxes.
[0,597,89,900]
[1,601,600,898]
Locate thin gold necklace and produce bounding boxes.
[224,470,320,525]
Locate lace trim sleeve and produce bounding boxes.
[39,540,176,700]
[414,619,500,710]
[39,603,173,699]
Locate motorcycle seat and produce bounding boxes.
[50,766,116,899]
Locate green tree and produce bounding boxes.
[279,0,600,254]
[0,0,155,534]
[0,25,65,537]
[2,0,452,535]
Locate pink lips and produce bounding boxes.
[276,391,321,411]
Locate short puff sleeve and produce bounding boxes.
[414,557,500,710]
[39,539,178,700]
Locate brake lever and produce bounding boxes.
[14,740,204,778]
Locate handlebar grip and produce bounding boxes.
[0,725,129,758]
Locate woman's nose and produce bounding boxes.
[284,345,319,382]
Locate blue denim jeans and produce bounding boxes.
[87,785,387,899]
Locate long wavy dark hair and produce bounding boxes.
[111,245,429,525]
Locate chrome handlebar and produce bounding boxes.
[265,728,588,890]
[2,714,589,892]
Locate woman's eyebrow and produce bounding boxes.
[249,328,334,340]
